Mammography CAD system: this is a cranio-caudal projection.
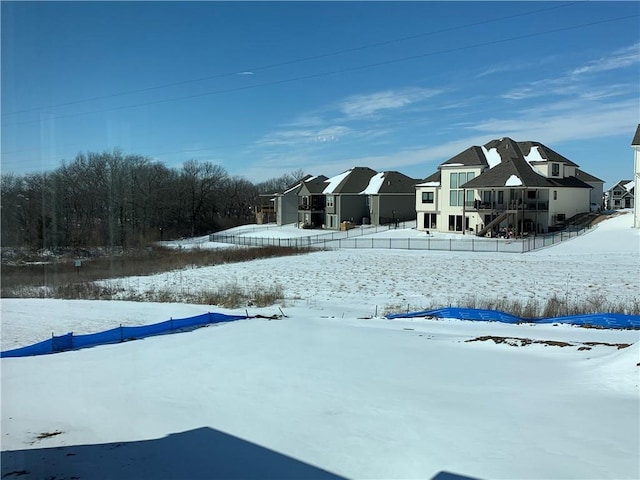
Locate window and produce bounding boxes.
[498,191,504,204]
[423,213,437,229]
[466,190,474,207]
[613,190,622,196]
[448,215,464,231]
[553,191,557,201]
[421,191,434,204]
[449,171,475,207]
[326,195,334,207]
[527,190,537,199]
[551,163,560,176]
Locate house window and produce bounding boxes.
[448,215,464,232]
[421,191,434,204]
[551,163,560,176]
[613,190,622,196]
[423,213,437,229]
[326,195,334,207]
[466,190,474,208]
[527,190,537,199]
[553,191,558,201]
[498,191,504,205]
[449,172,475,207]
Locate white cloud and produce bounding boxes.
[466,98,638,144]
[502,43,640,101]
[255,125,352,148]
[339,88,442,119]
[571,43,640,76]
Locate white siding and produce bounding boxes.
[634,145,640,228]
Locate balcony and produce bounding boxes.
[466,201,549,212]
[298,204,325,212]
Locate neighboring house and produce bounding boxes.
[296,175,329,228]
[575,169,605,209]
[322,167,377,229]
[605,179,635,210]
[259,175,313,226]
[416,137,594,236]
[632,124,640,228]
[360,171,420,226]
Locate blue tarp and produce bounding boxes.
[386,307,640,329]
[1,312,248,358]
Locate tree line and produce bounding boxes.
[1,150,304,249]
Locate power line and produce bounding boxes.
[1,1,586,117]
[3,13,637,129]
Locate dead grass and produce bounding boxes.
[1,245,310,299]
[465,336,631,350]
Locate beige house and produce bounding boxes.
[416,138,595,236]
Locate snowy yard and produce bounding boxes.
[1,213,639,479]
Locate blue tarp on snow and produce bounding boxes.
[1,312,248,358]
[385,307,640,329]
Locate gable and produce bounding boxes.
[632,124,640,146]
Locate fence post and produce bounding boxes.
[450,239,452,251]
[472,238,474,252]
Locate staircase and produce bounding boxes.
[476,212,509,237]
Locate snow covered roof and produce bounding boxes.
[463,138,591,190]
[623,181,635,192]
[360,171,419,195]
[505,174,523,186]
[442,146,488,168]
[360,172,385,195]
[323,167,378,194]
[323,170,352,194]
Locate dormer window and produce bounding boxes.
[551,163,560,177]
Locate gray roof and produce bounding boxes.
[516,141,579,167]
[441,146,488,167]
[366,171,420,194]
[325,167,378,194]
[422,170,441,183]
[575,169,604,184]
[302,175,329,194]
[462,138,591,189]
[632,124,640,146]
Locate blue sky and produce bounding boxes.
[2,1,639,188]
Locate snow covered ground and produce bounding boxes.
[1,212,639,479]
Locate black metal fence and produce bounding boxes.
[209,224,594,253]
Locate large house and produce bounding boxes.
[632,124,640,229]
[605,179,635,210]
[416,138,596,236]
